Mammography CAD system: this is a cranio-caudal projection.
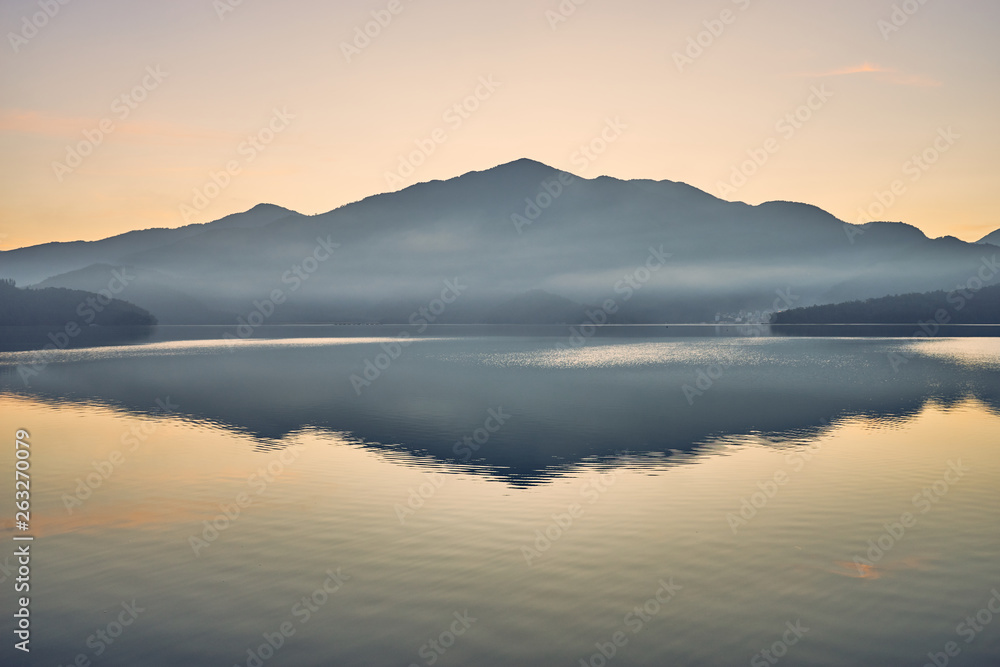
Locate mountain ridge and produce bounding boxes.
[978,229,1000,246]
[0,203,302,285]
[1,159,996,325]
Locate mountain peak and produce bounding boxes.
[859,220,929,241]
[421,159,572,196]
[482,158,564,177]
[248,203,293,213]
[493,157,555,169]
[205,203,301,231]
[753,200,847,222]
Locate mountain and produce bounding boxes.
[978,229,1000,247]
[771,284,1000,324]
[0,203,300,286]
[0,160,997,325]
[0,279,156,326]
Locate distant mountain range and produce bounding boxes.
[1,159,998,325]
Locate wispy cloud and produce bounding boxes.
[819,62,894,77]
[797,62,941,87]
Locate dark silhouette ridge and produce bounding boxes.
[1,160,996,325]
[773,284,1000,324]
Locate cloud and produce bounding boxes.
[798,62,941,87]
[819,62,894,77]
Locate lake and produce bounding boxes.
[1,327,999,666]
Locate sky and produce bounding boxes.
[1,0,998,249]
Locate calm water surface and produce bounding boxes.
[0,329,998,666]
